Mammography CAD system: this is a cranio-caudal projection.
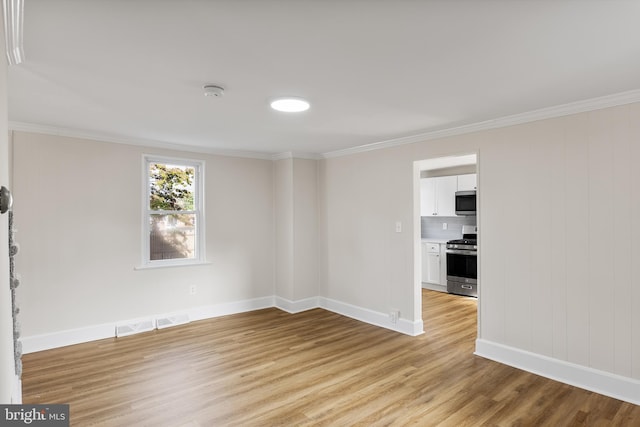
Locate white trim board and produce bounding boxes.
[275,296,320,314]
[8,121,274,160]
[20,295,421,354]
[321,89,640,158]
[20,296,275,354]
[319,297,424,337]
[11,375,22,404]
[475,338,640,406]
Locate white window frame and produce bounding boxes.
[141,155,206,268]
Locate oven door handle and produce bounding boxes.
[446,249,477,256]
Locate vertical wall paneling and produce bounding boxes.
[528,121,555,357]
[629,103,640,380]
[502,127,532,351]
[563,114,590,367]
[478,135,507,344]
[549,120,568,361]
[587,109,616,373]
[611,106,633,377]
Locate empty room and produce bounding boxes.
[1,1,639,425]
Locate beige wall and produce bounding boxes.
[8,97,640,393]
[320,103,640,380]
[275,158,294,300]
[292,158,318,300]
[0,15,17,403]
[12,132,275,337]
[480,106,640,378]
[275,157,319,302]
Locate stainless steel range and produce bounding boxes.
[446,225,477,297]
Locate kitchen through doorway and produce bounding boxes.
[413,153,479,337]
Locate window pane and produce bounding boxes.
[149,214,196,261]
[149,163,195,211]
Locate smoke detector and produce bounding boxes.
[203,85,224,97]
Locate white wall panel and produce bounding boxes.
[587,109,616,373]
[610,106,633,377]
[629,103,640,380]
[502,127,532,351]
[478,134,506,344]
[528,121,555,358]
[549,120,568,361]
[563,114,591,367]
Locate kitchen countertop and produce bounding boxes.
[421,238,451,244]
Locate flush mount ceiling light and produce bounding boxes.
[270,97,310,113]
[203,85,224,97]
[3,0,25,65]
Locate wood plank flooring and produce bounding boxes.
[22,290,640,426]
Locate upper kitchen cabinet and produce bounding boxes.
[457,173,477,191]
[421,176,457,216]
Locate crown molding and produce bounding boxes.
[321,89,640,159]
[8,121,275,160]
[10,89,640,162]
[271,151,322,161]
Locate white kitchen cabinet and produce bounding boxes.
[422,242,441,284]
[420,176,457,216]
[457,173,477,191]
[422,241,448,291]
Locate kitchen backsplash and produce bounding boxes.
[421,216,477,240]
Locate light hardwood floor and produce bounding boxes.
[22,290,639,426]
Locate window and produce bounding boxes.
[143,156,204,267]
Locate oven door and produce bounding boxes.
[446,250,477,283]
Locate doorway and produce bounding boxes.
[413,153,478,334]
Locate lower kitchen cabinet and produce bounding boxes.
[421,241,447,292]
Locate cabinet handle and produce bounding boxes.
[432,213,437,216]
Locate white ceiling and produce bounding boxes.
[8,0,640,157]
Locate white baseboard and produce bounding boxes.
[21,296,276,354]
[11,375,22,404]
[475,338,640,406]
[319,297,424,336]
[20,294,425,354]
[275,296,320,313]
[21,322,115,354]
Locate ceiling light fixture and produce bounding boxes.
[203,85,224,97]
[3,0,25,65]
[270,97,310,113]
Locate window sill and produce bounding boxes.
[134,261,211,271]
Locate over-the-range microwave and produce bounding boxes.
[455,190,476,216]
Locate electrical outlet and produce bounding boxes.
[442,222,448,230]
[189,284,197,295]
[389,310,400,324]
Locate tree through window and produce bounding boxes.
[144,156,204,265]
